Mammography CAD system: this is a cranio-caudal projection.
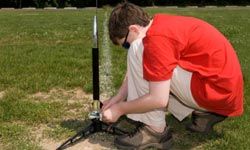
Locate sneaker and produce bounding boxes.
[114,124,173,150]
[186,111,227,134]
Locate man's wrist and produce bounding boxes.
[116,102,126,116]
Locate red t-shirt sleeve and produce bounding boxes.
[143,35,178,81]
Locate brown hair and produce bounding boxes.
[108,2,150,45]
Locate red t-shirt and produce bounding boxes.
[143,14,243,116]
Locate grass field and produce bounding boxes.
[0,7,250,150]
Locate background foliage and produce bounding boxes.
[1,0,250,8]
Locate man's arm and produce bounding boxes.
[118,80,170,114]
[101,80,170,123]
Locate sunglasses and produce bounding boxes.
[122,31,130,49]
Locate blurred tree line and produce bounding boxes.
[0,0,250,8]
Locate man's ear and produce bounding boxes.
[128,25,139,33]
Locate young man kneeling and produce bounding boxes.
[101,2,244,149]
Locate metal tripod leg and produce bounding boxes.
[56,119,128,150]
[56,121,96,150]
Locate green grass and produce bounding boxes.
[0,9,98,149]
[0,7,249,149]
[0,123,42,150]
[0,89,63,123]
[0,10,96,93]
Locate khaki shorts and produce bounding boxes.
[126,39,206,127]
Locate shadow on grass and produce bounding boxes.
[59,119,116,149]
[166,114,225,149]
[59,115,225,149]
[60,119,91,132]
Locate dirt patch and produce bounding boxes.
[0,91,5,99]
[41,137,115,150]
[67,88,92,104]
[30,88,112,105]
[29,88,116,150]
[30,124,47,141]
[31,124,115,150]
[32,91,50,100]
[30,88,92,103]
[29,88,118,150]
[31,121,117,150]
[39,133,116,150]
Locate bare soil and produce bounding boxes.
[0,91,5,99]
[40,134,116,150]
[30,88,116,150]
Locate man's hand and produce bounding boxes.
[101,94,126,111]
[101,103,123,123]
[101,98,116,111]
